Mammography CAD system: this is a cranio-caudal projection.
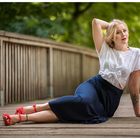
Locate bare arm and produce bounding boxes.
[128,71,140,117]
[92,18,109,52]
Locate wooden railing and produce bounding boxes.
[0,31,99,106]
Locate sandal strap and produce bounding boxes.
[18,114,22,122]
[26,114,28,121]
[33,104,37,112]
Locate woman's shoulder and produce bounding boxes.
[129,46,140,51]
[129,46,140,49]
[129,46,140,56]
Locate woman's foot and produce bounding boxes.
[2,113,27,126]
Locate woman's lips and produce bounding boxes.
[122,38,126,40]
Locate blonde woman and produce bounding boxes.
[2,18,140,125]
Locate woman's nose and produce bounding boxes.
[121,31,125,36]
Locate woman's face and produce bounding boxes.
[113,23,129,49]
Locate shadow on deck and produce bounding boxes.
[0,94,140,138]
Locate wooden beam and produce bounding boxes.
[48,48,54,98]
[0,39,4,106]
[0,36,97,58]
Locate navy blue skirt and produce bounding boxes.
[49,75,123,124]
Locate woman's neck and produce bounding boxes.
[115,44,129,51]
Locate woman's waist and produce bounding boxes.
[94,74,124,92]
[98,73,126,90]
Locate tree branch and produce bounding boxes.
[73,3,93,19]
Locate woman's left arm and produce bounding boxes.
[128,71,140,117]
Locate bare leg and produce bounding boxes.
[27,110,59,123]
[17,102,51,114]
[10,110,59,124]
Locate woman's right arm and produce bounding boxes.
[92,18,109,52]
[128,71,140,117]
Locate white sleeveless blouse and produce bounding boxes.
[97,42,140,89]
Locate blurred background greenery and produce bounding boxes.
[0,2,140,48]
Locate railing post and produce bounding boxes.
[48,47,54,98]
[81,54,85,82]
[0,90,4,106]
[0,39,5,106]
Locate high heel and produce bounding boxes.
[15,106,25,114]
[15,104,37,114]
[2,113,13,126]
[2,113,22,126]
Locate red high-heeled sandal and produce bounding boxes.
[15,104,37,114]
[15,106,25,114]
[2,113,22,126]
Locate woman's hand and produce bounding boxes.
[128,71,140,117]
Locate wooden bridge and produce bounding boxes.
[0,94,140,137]
[0,31,140,137]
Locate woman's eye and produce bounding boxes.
[116,29,127,34]
[123,29,127,32]
[116,31,121,34]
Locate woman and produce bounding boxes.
[2,18,140,125]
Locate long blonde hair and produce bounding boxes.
[105,19,129,48]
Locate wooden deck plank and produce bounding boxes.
[0,121,140,138]
[0,94,140,137]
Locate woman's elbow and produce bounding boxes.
[92,18,98,25]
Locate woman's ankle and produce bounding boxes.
[19,114,29,122]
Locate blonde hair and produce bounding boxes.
[105,19,129,48]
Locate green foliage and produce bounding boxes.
[0,2,140,48]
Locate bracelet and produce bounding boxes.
[26,114,28,121]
